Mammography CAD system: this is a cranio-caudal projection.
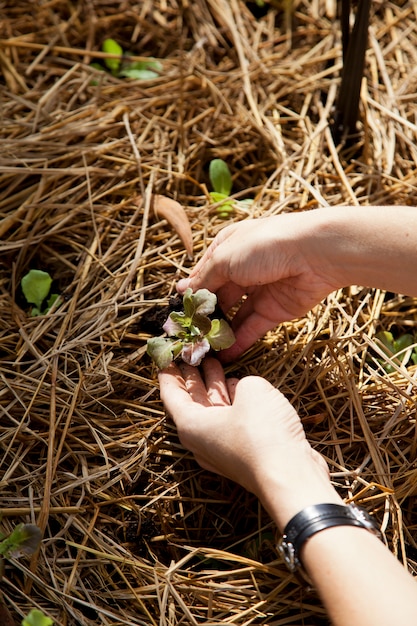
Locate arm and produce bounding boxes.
[300,525,417,626]
[177,206,417,359]
[159,358,417,626]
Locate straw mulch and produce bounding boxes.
[1,0,417,624]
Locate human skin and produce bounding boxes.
[158,205,417,623]
[177,206,417,360]
[159,358,417,626]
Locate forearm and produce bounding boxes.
[302,525,417,626]
[260,465,417,626]
[311,205,417,296]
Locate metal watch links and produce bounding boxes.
[277,503,381,574]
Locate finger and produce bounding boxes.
[218,312,278,362]
[216,283,247,315]
[201,357,231,406]
[177,226,236,294]
[178,363,213,407]
[218,288,288,361]
[158,364,198,420]
[226,377,239,402]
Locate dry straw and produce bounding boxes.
[1,0,417,624]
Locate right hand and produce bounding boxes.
[178,212,338,360]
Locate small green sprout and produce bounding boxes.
[208,159,253,218]
[375,331,417,373]
[102,38,123,73]
[95,38,162,80]
[0,524,45,623]
[0,523,42,559]
[22,609,53,626]
[0,522,42,580]
[21,269,61,316]
[147,288,235,369]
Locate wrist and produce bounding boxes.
[278,502,382,576]
[254,450,345,532]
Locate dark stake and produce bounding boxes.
[332,0,372,146]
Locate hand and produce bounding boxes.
[158,357,340,529]
[178,206,417,361]
[177,213,339,360]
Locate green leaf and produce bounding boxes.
[0,524,41,558]
[192,313,212,335]
[375,331,416,372]
[147,288,232,367]
[122,57,162,70]
[393,333,414,353]
[147,336,177,369]
[141,59,162,72]
[44,294,61,313]
[163,313,188,337]
[209,159,233,196]
[191,289,217,316]
[119,68,159,80]
[182,288,196,318]
[22,608,53,626]
[236,198,254,209]
[21,270,52,310]
[209,192,229,203]
[375,331,395,353]
[207,318,236,351]
[119,57,162,80]
[102,38,123,73]
[209,192,235,218]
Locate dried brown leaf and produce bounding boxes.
[153,194,193,260]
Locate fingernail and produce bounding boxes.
[177,278,190,292]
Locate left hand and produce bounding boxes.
[158,358,334,527]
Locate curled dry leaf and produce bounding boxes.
[153,194,193,260]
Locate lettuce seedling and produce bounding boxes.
[375,330,417,373]
[22,609,53,626]
[0,522,42,581]
[96,39,162,80]
[147,288,235,369]
[209,159,253,218]
[20,269,61,316]
[0,524,45,623]
[0,523,41,559]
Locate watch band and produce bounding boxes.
[277,503,381,574]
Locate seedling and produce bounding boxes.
[0,522,41,560]
[20,269,60,316]
[93,39,162,80]
[375,330,417,373]
[147,288,235,368]
[0,522,42,581]
[0,524,46,623]
[22,609,53,626]
[208,159,252,218]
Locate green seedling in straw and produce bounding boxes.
[0,524,48,624]
[208,159,253,218]
[21,269,61,316]
[147,288,235,369]
[22,609,53,626]
[375,330,417,373]
[93,39,162,80]
[0,522,42,579]
[0,523,41,560]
